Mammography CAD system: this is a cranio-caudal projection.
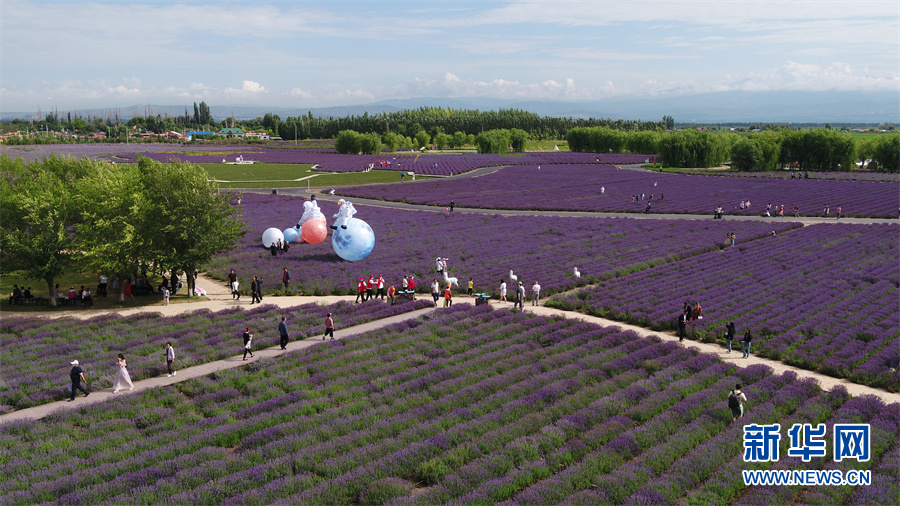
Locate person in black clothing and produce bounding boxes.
[69,360,89,401]
[251,277,262,304]
[725,321,736,353]
[278,317,289,350]
[678,311,689,341]
[449,200,455,213]
[269,242,278,256]
[242,327,254,360]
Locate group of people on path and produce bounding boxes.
[66,313,339,402]
[677,309,754,358]
[356,275,387,303]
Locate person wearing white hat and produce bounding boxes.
[68,360,89,401]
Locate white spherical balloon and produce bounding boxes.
[332,218,375,262]
[261,227,284,247]
[283,227,300,244]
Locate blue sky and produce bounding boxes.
[1,0,897,112]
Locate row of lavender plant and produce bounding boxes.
[337,163,900,218]
[114,150,651,176]
[206,193,800,298]
[0,143,268,164]
[2,305,896,504]
[0,298,429,411]
[674,168,900,183]
[547,223,900,389]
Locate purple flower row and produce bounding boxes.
[337,163,900,217]
[205,193,800,300]
[3,305,895,504]
[548,223,900,388]
[0,298,429,411]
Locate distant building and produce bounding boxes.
[186,131,216,141]
[217,127,245,138]
[244,131,270,140]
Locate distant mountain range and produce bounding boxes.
[3,90,896,124]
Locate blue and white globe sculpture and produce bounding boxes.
[261,227,284,248]
[332,218,375,262]
[282,227,300,244]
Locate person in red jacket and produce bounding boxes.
[355,277,366,303]
[376,275,386,299]
[443,284,453,307]
[387,285,396,305]
[407,276,416,300]
[366,275,375,301]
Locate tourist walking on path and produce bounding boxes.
[162,286,169,306]
[467,278,474,297]
[324,313,335,340]
[278,317,289,350]
[431,279,441,304]
[531,281,541,306]
[165,342,176,377]
[742,329,753,358]
[242,327,254,360]
[282,268,291,289]
[229,270,240,300]
[387,285,395,305]
[728,384,747,423]
[356,277,366,303]
[725,321,736,353]
[836,206,842,220]
[515,282,525,309]
[823,205,830,218]
[499,280,507,303]
[678,311,688,341]
[112,354,134,392]
[793,205,800,218]
[251,277,262,304]
[443,285,453,307]
[68,360,89,401]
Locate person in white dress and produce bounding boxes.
[113,353,134,393]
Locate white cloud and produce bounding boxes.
[225,80,268,97]
[289,88,312,98]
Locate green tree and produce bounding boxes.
[137,159,246,296]
[76,163,148,301]
[382,132,404,152]
[508,128,528,152]
[413,130,431,150]
[334,130,361,154]
[0,155,90,305]
[358,132,382,155]
[870,133,900,172]
[434,132,452,150]
[451,131,467,148]
[625,130,660,155]
[475,129,511,154]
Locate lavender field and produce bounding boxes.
[121,150,650,176]
[1,305,897,505]
[337,164,900,218]
[0,143,252,163]
[0,299,429,411]
[205,193,799,297]
[548,223,900,389]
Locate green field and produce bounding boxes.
[198,163,435,188]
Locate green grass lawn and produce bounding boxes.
[525,139,569,151]
[199,164,436,188]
